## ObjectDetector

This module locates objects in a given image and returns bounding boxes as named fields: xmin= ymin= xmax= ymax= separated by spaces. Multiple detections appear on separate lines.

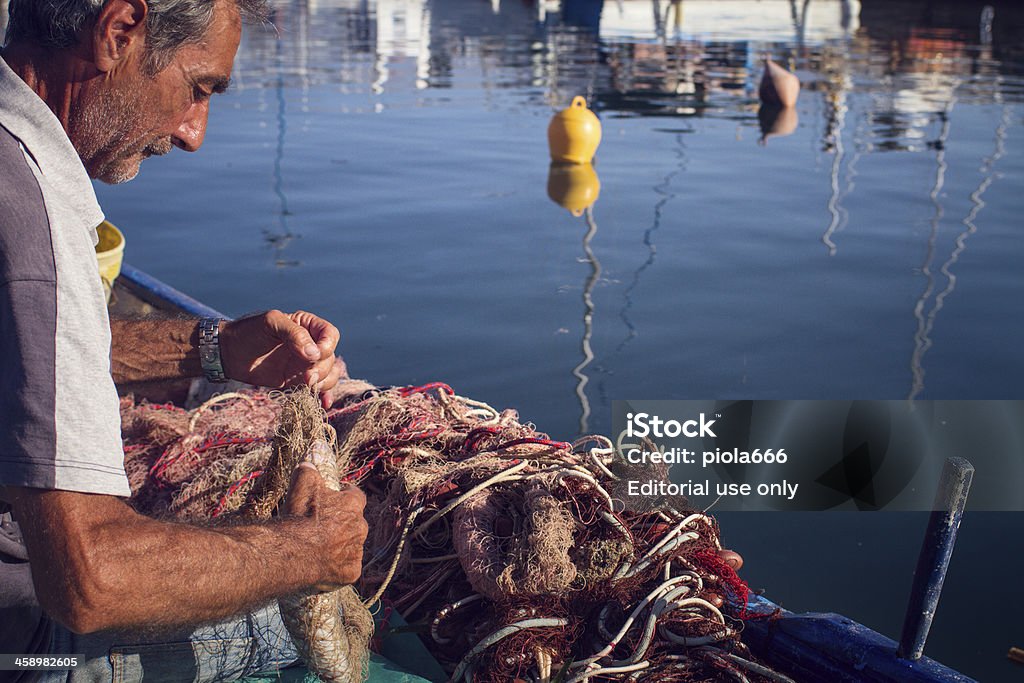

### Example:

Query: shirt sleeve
xmin=0 ymin=125 xmax=129 ymax=497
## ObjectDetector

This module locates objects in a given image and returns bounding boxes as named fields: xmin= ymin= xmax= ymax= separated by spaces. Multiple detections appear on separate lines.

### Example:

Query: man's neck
xmin=1 ymin=44 xmax=90 ymax=134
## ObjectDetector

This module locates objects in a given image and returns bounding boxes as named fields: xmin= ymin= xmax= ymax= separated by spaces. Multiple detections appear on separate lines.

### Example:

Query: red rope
xmin=328 ymin=383 xmax=454 ymax=420
xmin=693 ymin=548 xmax=750 ymax=619
xmin=148 ymin=432 xmax=270 ymax=486
xmin=343 ymin=414 xmax=450 ymax=482
xmin=370 ymin=600 xmax=395 ymax=652
xmin=137 ymin=401 xmax=187 ymax=413
xmin=463 ymin=426 xmax=503 ymax=453
xmin=397 ymin=382 xmax=455 ymax=397
xmin=212 ymin=469 xmax=265 ymax=518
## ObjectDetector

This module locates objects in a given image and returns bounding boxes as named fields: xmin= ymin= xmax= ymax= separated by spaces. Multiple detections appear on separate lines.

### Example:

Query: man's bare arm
xmin=110 ymin=312 xmax=347 ymax=407
xmin=110 ymin=317 xmax=199 ymax=384
xmin=3 ymin=465 xmax=367 ymax=633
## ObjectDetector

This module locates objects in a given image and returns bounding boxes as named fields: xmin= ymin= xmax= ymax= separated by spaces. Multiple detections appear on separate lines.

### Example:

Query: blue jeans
xmin=42 ymin=602 xmax=300 ymax=683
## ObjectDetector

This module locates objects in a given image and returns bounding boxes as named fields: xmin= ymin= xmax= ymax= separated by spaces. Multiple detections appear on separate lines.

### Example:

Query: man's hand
xmin=283 ymin=464 xmax=368 ymax=590
xmin=220 ymin=310 xmax=347 ymax=407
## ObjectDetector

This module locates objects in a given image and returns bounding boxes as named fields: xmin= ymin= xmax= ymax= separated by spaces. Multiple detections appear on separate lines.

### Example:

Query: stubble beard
xmin=71 ymin=82 xmax=172 ymax=184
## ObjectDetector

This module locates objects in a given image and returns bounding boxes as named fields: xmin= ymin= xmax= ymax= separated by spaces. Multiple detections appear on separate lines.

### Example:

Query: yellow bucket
xmin=95 ymin=221 xmax=125 ymax=301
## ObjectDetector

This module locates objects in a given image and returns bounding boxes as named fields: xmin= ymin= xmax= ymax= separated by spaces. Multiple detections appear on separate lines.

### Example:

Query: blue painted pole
xmin=897 ymin=457 xmax=974 ymax=661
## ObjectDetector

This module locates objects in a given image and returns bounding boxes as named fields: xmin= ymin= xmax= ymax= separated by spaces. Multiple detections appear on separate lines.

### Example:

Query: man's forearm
xmin=110 ymin=317 xmax=202 ymax=384
xmin=11 ymin=489 xmax=328 ymax=633
xmin=86 ymin=507 xmax=323 ymax=629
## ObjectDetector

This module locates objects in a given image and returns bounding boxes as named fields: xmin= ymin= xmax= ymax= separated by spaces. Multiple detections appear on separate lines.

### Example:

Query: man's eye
xmin=193 ymin=86 xmax=212 ymax=101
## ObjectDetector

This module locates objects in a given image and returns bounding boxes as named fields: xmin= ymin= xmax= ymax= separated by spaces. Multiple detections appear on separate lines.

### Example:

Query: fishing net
xmin=121 ymin=382 xmax=791 ymax=683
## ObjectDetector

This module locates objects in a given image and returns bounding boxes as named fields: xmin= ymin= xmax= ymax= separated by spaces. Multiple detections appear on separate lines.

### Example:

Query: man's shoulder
xmin=0 ymin=123 xmax=56 ymax=287
xmin=0 ymin=123 xmax=43 ymax=199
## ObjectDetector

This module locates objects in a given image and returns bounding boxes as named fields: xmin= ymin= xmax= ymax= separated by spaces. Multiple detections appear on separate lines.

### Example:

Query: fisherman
xmin=0 ymin=1 xmax=369 ymax=680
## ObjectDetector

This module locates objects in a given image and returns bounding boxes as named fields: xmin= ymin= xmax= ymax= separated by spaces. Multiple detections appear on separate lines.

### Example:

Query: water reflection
xmin=3 ymin=1 xmax=1016 ymax=121
xmin=547 ymin=162 xmax=601 ymax=216
xmin=820 ymin=70 xmax=849 ymax=255
xmin=908 ymin=93 xmax=955 ymax=401
xmin=909 ymin=104 xmax=1011 ymax=400
xmin=234 ymin=0 xmax=1023 ymax=134
xmin=547 ymin=161 xmax=601 ymax=431
xmin=615 ymin=132 xmax=688 ymax=353
xmin=265 ymin=11 xmax=299 ymax=268
xmin=758 ymin=103 xmax=799 ymax=144
xmin=199 ymin=0 xmax=1024 ymax=404
xmin=573 ymin=206 xmax=601 ymax=433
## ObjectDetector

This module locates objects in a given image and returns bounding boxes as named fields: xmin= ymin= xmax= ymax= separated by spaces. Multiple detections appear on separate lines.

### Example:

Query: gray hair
xmin=5 ymin=0 xmax=269 ymax=73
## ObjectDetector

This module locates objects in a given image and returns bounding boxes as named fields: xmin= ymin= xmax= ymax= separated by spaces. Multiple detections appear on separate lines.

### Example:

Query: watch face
xmin=201 ymin=348 xmax=218 ymax=364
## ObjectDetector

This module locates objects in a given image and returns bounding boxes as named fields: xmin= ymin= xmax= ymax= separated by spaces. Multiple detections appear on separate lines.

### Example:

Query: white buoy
xmin=759 ymin=57 xmax=800 ymax=108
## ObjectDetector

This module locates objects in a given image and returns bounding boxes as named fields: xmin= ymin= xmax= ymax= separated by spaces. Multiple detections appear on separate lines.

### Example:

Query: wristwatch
xmin=198 ymin=318 xmax=227 ymax=383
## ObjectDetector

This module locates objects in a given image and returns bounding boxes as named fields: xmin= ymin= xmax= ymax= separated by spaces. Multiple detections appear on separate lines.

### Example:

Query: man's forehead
xmin=175 ymin=46 xmax=234 ymax=89
xmin=175 ymin=3 xmax=241 ymax=87
xmin=188 ymin=1 xmax=242 ymax=64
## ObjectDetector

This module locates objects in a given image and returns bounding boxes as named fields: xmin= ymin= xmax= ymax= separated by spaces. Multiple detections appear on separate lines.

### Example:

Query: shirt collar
xmin=0 ymin=54 xmax=105 ymax=241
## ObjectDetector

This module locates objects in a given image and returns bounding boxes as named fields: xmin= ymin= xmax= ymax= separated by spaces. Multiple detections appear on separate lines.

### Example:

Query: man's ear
xmin=92 ymin=0 xmax=149 ymax=73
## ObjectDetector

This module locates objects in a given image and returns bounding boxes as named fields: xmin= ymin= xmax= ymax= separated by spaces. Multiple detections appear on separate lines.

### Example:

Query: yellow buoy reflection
xmin=547 ymin=162 xmax=601 ymax=216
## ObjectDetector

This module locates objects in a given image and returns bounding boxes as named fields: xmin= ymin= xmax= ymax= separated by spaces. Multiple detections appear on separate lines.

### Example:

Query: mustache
xmin=143 ymin=138 xmax=174 ymax=157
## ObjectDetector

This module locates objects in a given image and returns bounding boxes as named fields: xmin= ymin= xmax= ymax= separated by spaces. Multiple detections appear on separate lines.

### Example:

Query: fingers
xmin=283 ymin=463 xmax=323 ymax=517
xmin=317 ymin=357 xmax=346 ymax=408
xmin=287 ymin=466 xmax=368 ymax=589
xmin=223 ymin=310 xmax=345 ymax=393
xmin=321 ymin=485 xmax=368 ymax=586
xmin=336 ymin=482 xmax=368 ymax=509
xmin=282 ymin=311 xmax=341 ymax=389
xmin=289 ymin=311 xmax=340 ymax=360
xmin=305 ymin=353 xmax=337 ymax=390
xmin=265 ymin=310 xmax=321 ymax=363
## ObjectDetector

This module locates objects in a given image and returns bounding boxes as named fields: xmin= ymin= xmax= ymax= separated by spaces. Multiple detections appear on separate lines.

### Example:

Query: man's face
xmin=71 ymin=1 xmax=242 ymax=183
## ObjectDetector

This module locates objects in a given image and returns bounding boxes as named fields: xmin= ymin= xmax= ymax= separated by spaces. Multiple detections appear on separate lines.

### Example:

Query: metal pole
xmin=897 ymin=457 xmax=974 ymax=660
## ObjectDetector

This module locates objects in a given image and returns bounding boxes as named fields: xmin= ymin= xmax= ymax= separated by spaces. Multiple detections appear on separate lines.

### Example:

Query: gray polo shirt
xmin=0 ymin=55 xmax=129 ymax=496
xmin=1 ymin=53 xmax=131 ymax=663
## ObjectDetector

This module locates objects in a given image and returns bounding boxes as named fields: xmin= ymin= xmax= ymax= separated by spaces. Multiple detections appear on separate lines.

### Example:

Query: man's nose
xmin=172 ymin=101 xmax=209 ymax=152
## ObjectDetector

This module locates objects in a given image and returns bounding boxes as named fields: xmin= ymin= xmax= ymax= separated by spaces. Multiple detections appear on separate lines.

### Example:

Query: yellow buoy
xmin=95 ymin=220 xmax=125 ymax=301
xmin=547 ymin=96 xmax=602 ymax=165
xmin=547 ymin=162 xmax=600 ymax=216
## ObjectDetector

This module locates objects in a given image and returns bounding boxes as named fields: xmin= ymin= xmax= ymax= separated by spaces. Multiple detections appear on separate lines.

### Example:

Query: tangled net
xmin=121 ymin=383 xmax=792 ymax=683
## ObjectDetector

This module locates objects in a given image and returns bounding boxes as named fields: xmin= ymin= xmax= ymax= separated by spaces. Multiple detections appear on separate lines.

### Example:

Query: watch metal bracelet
xmin=198 ymin=318 xmax=228 ymax=383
